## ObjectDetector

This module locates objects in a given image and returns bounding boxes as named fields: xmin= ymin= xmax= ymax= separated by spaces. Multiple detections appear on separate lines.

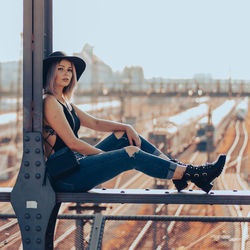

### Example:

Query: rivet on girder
xmin=24 ymin=213 xmax=30 ymax=219
xmin=35 ymin=161 xmax=41 ymax=166
xmin=35 ymin=148 xmax=40 ymax=154
xmin=35 ymin=136 xmax=40 ymax=142
xmin=24 ymin=173 xmax=30 ymax=179
xmin=24 ymin=136 xmax=30 ymax=142
xmin=25 ymin=225 xmax=30 ymax=231
xmin=24 ymin=161 xmax=30 ymax=166
xmin=25 ymin=238 xmax=31 ymax=244
xmin=36 ymin=214 xmax=42 ymax=219
xmin=36 ymin=238 xmax=42 ymax=244
xmin=36 ymin=225 xmax=41 ymax=232
xmin=35 ymin=173 xmax=41 ymax=179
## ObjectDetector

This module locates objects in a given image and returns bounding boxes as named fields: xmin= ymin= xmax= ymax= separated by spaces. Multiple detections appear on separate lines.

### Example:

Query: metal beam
xmin=22 ymin=0 xmax=33 ymax=132
xmin=57 ymin=189 xmax=250 ymax=205
xmin=11 ymin=1 xmax=56 ymax=249
xmin=33 ymin=0 xmax=52 ymax=132
xmin=88 ymin=213 xmax=105 ymax=250
xmin=33 ymin=0 xmax=45 ymax=132
xmin=4 ymin=188 xmax=250 ymax=205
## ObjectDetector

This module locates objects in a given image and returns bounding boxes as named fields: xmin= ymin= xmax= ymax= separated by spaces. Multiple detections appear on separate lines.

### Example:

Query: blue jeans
xmin=52 ymin=132 xmax=177 ymax=192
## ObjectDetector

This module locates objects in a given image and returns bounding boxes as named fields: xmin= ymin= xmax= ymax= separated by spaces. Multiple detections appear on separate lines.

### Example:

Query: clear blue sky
xmin=1 ymin=0 xmax=250 ymax=79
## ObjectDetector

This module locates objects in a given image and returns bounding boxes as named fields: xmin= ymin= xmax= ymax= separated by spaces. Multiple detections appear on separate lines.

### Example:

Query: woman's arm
xmin=44 ymin=96 xmax=103 ymax=155
xmin=72 ymin=104 xmax=141 ymax=147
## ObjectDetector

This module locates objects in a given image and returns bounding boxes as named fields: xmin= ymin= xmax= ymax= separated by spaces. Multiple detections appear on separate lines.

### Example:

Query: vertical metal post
xmin=11 ymin=1 xmax=60 ymax=249
xmin=153 ymin=179 xmax=157 ymax=250
xmin=164 ymin=181 xmax=168 ymax=250
xmin=88 ymin=213 xmax=105 ymax=250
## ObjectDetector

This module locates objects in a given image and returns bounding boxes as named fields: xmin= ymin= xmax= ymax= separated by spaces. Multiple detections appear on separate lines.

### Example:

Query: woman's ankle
xmin=158 ymin=153 xmax=186 ymax=180
xmin=172 ymin=165 xmax=186 ymax=179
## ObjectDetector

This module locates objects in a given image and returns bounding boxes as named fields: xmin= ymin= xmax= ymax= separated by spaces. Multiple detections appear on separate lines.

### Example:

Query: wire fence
xmin=0 ymin=214 xmax=249 ymax=250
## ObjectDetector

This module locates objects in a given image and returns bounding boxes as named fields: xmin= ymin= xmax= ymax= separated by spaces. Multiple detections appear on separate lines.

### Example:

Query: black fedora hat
xmin=43 ymin=51 xmax=86 ymax=87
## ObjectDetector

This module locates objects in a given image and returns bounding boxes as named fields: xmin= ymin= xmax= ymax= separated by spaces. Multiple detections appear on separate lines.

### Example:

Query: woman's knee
xmin=114 ymin=131 xmax=125 ymax=139
xmin=124 ymin=146 xmax=140 ymax=157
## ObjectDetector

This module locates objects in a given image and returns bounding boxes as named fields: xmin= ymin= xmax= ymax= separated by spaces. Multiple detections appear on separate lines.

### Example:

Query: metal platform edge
xmin=56 ymin=188 xmax=250 ymax=205
xmin=1 ymin=188 xmax=250 ymax=205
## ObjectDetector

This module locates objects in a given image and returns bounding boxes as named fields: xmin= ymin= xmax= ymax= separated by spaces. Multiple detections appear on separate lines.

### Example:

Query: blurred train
xmin=148 ymin=103 xmax=208 ymax=156
xmin=196 ymin=100 xmax=236 ymax=151
xmin=235 ymin=98 xmax=248 ymax=120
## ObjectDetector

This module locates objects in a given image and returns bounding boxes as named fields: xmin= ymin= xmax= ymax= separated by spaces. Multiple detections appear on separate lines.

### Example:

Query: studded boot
xmin=171 ymin=154 xmax=226 ymax=193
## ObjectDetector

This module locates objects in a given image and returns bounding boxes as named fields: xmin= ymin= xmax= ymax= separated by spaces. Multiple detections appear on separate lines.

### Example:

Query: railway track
xmin=124 ymin=119 xmax=249 ymax=250
xmin=167 ymin=119 xmax=249 ymax=250
xmin=219 ymin=120 xmax=249 ymax=250
xmin=167 ymin=119 xmax=248 ymax=250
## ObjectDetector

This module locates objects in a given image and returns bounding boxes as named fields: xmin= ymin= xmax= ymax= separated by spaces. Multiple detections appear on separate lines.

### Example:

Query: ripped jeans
xmin=52 ymin=132 xmax=177 ymax=192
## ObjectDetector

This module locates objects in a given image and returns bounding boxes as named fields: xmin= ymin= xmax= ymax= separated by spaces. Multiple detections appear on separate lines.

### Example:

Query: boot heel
xmin=194 ymin=181 xmax=213 ymax=193
xmin=173 ymin=179 xmax=188 ymax=192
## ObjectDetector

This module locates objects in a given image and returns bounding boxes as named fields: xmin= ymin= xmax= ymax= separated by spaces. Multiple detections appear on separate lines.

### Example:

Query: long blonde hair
xmin=43 ymin=59 xmax=77 ymax=100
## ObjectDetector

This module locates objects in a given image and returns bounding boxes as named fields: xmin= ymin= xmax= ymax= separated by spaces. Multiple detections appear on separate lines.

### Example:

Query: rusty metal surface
xmin=22 ymin=0 xmax=33 ymax=132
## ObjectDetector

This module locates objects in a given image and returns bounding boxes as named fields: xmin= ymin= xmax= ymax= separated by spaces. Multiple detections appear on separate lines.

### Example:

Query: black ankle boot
xmin=172 ymin=154 xmax=226 ymax=193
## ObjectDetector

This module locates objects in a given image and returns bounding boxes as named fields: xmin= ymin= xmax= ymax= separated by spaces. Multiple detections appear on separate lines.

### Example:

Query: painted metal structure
xmin=10 ymin=1 xmax=58 ymax=249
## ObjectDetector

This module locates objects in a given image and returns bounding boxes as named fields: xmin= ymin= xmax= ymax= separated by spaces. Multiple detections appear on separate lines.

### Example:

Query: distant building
xmin=74 ymin=44 xmax=145 ymax=93
xmin=1 ymin=44 xmax=249 ymax=95
xmin=73 ymin=44 xmax=113 ymax=92
xmin=122 ymin=66 xmax=144 ymax=91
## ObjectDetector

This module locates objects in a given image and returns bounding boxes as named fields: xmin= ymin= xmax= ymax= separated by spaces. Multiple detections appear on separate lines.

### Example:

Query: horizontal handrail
xmin=0 ymin=214 xmax=250 ymax=222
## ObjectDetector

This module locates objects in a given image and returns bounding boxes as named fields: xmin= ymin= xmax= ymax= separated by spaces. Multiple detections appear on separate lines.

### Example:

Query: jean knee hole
xmin=125 ymin=147 xmax=140 ymax=158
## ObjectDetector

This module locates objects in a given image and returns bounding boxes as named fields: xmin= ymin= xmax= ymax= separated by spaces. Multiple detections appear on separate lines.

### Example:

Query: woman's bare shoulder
xmin=43 ymin=94 xmax=61 ymax=112
xmin=43 ymin=94 xmax=57 ymax=105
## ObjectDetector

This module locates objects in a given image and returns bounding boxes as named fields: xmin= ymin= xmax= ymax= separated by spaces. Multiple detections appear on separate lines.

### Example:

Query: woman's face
xmin=55 ymin=59 xmax=73 ymax=88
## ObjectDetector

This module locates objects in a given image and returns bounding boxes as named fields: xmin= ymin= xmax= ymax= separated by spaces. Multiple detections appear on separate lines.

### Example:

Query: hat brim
xmin=43 ymin=55 xmax=86 ymax=87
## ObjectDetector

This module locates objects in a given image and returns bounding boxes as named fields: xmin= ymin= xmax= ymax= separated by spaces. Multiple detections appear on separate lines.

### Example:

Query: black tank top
xmin=44 ymin=100 xmax=81 ymax=154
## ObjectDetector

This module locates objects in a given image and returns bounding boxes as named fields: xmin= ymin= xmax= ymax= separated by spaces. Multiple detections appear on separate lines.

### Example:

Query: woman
xmin=43 ymin=51 xmax=226 ymax=193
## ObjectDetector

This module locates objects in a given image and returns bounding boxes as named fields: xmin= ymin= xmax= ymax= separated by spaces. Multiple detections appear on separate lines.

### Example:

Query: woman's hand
xmin=125 ymin=125 xmax=141 ymax=148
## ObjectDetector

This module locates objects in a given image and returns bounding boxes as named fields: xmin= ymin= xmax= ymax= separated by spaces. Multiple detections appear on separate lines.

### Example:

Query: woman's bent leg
xmin=52 ymin=147 xmax=178 ymax=192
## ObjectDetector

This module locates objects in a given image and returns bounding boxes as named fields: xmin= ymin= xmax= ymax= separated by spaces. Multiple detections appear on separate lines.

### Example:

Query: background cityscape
xmin=1 ymin=42 xmax=249 ymax=95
